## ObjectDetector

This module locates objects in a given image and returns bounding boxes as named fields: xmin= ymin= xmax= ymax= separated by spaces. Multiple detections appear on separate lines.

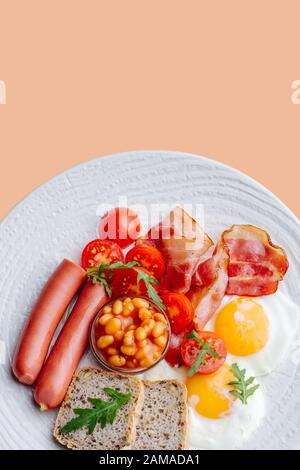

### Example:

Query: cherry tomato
xmin=161 ymin=292 xmax=194 ymax=334
xmin=111 ymin=267 xmax=158 ymax=297
xmin=98 ymin=207 xmax=141 ymax=248
xmin=165 ymin=328 xmax=191 ymax=368
xmin=125 ymin=245 xmax=165 ymax=279
xmin=81 ymin=239 xmax=124 ymax=270
xmin=181 ymin=331 xmax=227 ymax=375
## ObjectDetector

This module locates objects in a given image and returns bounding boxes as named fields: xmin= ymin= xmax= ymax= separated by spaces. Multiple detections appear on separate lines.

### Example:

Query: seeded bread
xmin=53 ymin=367 xmax=144 ymax=450
xmin=133 ymin=380 xmax=188 ymax=450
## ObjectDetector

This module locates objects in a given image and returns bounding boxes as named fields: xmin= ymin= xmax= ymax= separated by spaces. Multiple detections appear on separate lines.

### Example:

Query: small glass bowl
xmin=90 ymin=296 xmax=170 ymax=375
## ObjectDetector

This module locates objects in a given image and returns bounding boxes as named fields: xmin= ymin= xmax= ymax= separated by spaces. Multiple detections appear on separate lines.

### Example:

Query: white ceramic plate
xmin=0 ymin=151 xmax=300 ymax=450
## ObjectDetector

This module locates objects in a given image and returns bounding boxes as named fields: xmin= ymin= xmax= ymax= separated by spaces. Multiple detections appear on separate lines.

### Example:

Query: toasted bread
xmin=133 ymin=379 xmax=188 ymax=449
xmin=53 ymin=366 xmax=144 ymax=450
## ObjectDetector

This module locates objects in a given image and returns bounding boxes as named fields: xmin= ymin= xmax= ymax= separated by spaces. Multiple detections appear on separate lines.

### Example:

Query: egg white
xmin=187 ymin=384 xmax=265 ymax=450
xmin=206 ymin=290 xmax=300 ymax=376
xmin=142 ymin=290 xmax=298 ymax=448
xmin=143 ymin=359 xmax=187 ymax=382
xmin=144 ymin=360 xmax=265 ymax=449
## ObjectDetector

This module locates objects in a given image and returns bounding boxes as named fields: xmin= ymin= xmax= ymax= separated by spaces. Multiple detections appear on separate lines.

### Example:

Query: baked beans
xmin=94 ymin=297 xmax=169 ymax=371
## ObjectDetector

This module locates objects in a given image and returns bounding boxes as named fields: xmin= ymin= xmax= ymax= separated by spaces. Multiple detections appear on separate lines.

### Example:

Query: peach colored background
xmin=1 ymin=1 xmax=300 ymax=219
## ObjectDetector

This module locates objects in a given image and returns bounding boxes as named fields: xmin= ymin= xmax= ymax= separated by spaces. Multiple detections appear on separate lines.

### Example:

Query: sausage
xmin=12 ymin=259 xmax=86 ymax=385
xmin=34 ymin=280 xmax=108 ymax=410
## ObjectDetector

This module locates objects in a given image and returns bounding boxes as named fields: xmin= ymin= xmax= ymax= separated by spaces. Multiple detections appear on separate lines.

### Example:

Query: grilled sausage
xmin=34 ymin=280 xmax=108 ymax=409
xmin=12 ymin=259 xmax=86 ymax=384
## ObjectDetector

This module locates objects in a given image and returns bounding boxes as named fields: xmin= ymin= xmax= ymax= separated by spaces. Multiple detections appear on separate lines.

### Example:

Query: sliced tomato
xmin=181 ymin=331 xmax=227 ymax=375
xmin=125 ymin=245 xmax=165 ymax=279
xmin=165 ymin=327 xmax=191 ymax=368
xmin=98 ymin=207 xmax=141 ymax=248
xmin=81 ymin=239 xmax=124 ymax=270
xmin=161 ymin=292 xmax=193 ymax=334
xmin=111 ymin=266 xmax=158 ymax=297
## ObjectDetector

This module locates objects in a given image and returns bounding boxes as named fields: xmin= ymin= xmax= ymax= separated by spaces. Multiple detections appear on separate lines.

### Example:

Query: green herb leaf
xmin=186 ymin=330 xmax=220 ymax=377
xmin=86 ymin=261 xmax=141 ymax=296
xmin=88 ymin=414 xmax=98 ymax=434
xmin=147 ymin=283 xmax=165 ymax=310
xmin=228 ymin=389 xmax=243 ymax=400
xmin=187 ymin=342 xmax=210 ymax=377
xmin=61 ymin=388 xmax=132 ymax=434
xmin=245 ymin=376 xmax=255 ymax=386
xmin=134 ymin=267 xmax=165 ymax=309
xmin=246 ymin=385 xmax=260 ymax=399
xmin=98 ymin=277 xmax=112 ymax=297
xmin=86 ymin=260 xmax=165 ymax=310
xmin=228 ymin=363 xmax=260 ymax=405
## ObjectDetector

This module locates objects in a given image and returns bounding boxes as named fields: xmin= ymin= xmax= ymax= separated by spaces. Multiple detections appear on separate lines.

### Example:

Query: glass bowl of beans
xmin=90 ymin=296 xmax=171 ymax=374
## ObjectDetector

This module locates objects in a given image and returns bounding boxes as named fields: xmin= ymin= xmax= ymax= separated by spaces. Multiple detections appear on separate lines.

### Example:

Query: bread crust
xmin=53 ymin=368 xmax=188 ymax=450
xmin=53 ymin=366 xmax=144 ymax=450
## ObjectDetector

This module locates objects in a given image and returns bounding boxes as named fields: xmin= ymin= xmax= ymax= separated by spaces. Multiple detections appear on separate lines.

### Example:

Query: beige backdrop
xmin=1 ymin=1 xmax=300 ymax=219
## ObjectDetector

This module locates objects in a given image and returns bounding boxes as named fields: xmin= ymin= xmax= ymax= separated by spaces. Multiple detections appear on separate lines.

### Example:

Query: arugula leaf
xmin=228 ymin=363 xmax=260 ymax=405
xmin=110 ymin=261 xmax=139 ymax=270
xmin=86 ymin=260 xmax=166 ymax=310
xmin=86 ymin=261 xmax=141 ymax=296
xmin=88 ymin=414 xmax=98 ymax=434
xmin=61 ymin=387 xmax=132 ymax=434
xmin=187 ymin=342 xmax=210 ymax=377
xmin=186 ymin=331 xmax=220 ymax=359
xmin=134 ymin=268 xmax=165 ymax=310
xmin=186 ymin=330 xmax=220 ymax=377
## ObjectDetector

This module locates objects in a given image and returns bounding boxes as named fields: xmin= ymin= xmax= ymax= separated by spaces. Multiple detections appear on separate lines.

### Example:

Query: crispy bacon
xmin=223 ymin=225 xmax=288 ymax=296
xmin=188 ymin=243 xmax=229 ymax=330
xmin=137 ymin=207 xmax=213 ymax=294
xmin=189 ymin=224 xmax=288 ymax=330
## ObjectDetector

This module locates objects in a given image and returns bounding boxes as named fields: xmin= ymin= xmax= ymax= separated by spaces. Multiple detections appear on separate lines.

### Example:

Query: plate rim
xmin=1 ymin=150 xmax=299 ymax=231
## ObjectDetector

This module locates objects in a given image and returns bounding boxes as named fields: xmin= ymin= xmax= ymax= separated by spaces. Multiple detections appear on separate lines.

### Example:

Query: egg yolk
xmin=186 ymin=364 xmax=236 ymax=419
xmin=215 ymin=297 xmax=269 ymax=356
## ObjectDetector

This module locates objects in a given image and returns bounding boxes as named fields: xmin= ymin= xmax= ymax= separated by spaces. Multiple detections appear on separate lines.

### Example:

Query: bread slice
xmin=133 ymin=380 xmax=188 ymax=450
xmin=53 ymin=367 xmax=144 ymax=450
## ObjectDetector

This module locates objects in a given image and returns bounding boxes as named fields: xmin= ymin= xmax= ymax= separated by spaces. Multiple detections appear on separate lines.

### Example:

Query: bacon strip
xmin=189 ymin=224 xmax=288 ymax=330
xmin=137 ymin=207 xmax=213 ymax=294
xmin=223 ymin=224 xmax=288 ymax=296
xmin=187 ymin=243 xmax=229 ymax=330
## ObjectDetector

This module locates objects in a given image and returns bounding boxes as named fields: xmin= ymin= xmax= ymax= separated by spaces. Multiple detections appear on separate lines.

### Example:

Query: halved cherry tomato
xmin=125 ymin=245 xmax=165 ymax=279
xmin=111 ymin=267 xmax=158 ymax=297
xmin=161 ymin=292 xmax=193 ymax=334
xmin=165 ymin=327 xmax=191 ymax=368
xmin=81 ymin=239 xmax=124 ymax=270
xmin=98 ymin=207 xmax=141 ymax=248
xmin=181 ymin=331 xmax=227 ymax=375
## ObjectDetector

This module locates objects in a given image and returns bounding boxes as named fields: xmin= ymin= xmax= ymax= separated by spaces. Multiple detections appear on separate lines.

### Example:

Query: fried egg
xmin=144 ymin=360 xmax=265 ymax=449
xmin=143 ymin=290 xmax=298 ymax=448
xmin=206 ymin=291 xmax=299 ymax=376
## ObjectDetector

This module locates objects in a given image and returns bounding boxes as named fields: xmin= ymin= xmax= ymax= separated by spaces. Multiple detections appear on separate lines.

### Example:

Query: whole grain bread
xmin=133 ymin=379 xmax=188 ymax=450
xmin=53 ymin=366 xmax=144 ymax=450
